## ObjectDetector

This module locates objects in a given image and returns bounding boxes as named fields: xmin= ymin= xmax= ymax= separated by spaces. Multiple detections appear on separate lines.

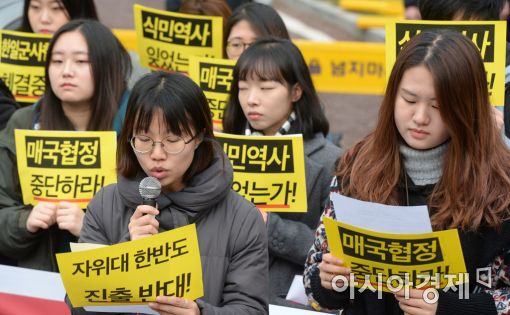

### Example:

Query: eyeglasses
xmin=226 ymin=38 xmax=253 ymax=55
xmin=130 ymin=134 xmax=199 ymax=155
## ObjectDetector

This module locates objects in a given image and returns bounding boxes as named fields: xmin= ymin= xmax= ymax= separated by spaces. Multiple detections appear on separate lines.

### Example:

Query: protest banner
xmin=0 ymin=30 xmax=50 ymax=104
xmin=57 ymin=224 xmax=203 ymax=307
xmin=216 ymin=133 xmax=308 ymax=212
xmin=134 ymin=4 xmax=223 ymax=73
xmin=15 ymin=130 xmax=117 ymax=209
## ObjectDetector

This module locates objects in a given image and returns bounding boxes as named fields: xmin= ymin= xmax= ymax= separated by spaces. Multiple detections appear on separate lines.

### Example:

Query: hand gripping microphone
xmin=138 ymin=176 xmax=161 ymax=207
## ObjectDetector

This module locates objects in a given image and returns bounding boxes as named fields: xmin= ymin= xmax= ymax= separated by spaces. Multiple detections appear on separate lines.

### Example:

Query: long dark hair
xmin=337 ymin=30 xmax=510 ymax=231
xmin=20 ymin=0 xmax=98 ymax=32
xmin=40 ymin=19 xmax=131 ymax=131
xmin=118 ymin=72 xmax=215 ymax=184
xmin=223 ymin=37 xmax=329 ymax=140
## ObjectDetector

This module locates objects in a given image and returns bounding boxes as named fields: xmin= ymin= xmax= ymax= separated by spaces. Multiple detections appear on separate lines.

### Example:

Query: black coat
xmin=308 ymin=174 xmax=510 ymax=315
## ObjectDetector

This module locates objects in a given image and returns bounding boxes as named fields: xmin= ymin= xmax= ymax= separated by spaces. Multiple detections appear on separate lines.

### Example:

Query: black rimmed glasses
xmin=130 ymin=133 xmax=199 ymax=155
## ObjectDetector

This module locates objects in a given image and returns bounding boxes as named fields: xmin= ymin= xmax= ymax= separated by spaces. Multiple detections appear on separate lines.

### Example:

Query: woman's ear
xmin=291 ymin=84 xmax=303 ymax=102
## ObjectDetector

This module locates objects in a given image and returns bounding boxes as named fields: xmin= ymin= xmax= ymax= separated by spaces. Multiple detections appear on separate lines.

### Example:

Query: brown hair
xmin=179 ymin=0 xmax=232 ymax=39
xmin=337 ymin=30 xmax=510 ymax=231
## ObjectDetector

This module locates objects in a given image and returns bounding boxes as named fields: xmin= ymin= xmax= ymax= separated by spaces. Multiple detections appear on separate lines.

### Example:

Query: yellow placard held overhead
xmin=0 ymin=30 xmax=50 ymax=104
xmin=133 ymin=4 xmax=224 ymax=73
xmin=216 ymin=133 xmax=308 ymax=212
xmin=57 ymin=224 xmax=203 ymax=307
xmin=294 ymin=40 xmax=386 ymax=95
xmin=386 ymin=20 xmax=507 ymax=106
xmin=324 ymin=217 xmax=467 ymax=293
xmin=188 ymin=56 xmax=235 ymax=131
xmin=15 ymin=130 xmax=117 ymax=209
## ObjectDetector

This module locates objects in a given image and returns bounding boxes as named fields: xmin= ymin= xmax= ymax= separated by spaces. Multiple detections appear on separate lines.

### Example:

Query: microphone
xmin=139 ymin=176 xmax=161 ymax=207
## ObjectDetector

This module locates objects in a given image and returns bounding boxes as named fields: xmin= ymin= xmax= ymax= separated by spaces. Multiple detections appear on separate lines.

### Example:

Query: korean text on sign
xmin=324 ymin=217 xmax=467 ymax=293
xmin=57 ymin=224 xmax=203 ymax=307
xmin=15 ymin=130 xmax=117 ymax=209
xmin=189 ymin=56 xmax=235 ymax=131
xmin=0 ymin=29 xmax=50 ymax=104
xmin=295 ymin=40 xmax=386 ymax=95
xmin=216 ymin=133 xmax=308 ymax=212
xmin=134 ymin=4 xmax=223 ymax=73
xmin=385 ymin=20 xmax=506 ymax=106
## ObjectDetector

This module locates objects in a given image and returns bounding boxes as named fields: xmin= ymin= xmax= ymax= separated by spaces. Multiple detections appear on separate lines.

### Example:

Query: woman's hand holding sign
xmin=56 ymin=201 xmax=85 ymax=237
xmin=26 ymin=202 xmax=57 ymax=233
xmin=318 ymin=253 xmax=351 ymax=290
xmin=149 ymin=296 xmax=200 ymax=315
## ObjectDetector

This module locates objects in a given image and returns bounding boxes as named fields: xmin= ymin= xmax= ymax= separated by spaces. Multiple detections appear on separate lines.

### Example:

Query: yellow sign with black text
xmin=15 ymin=130 xmax=117 ymax=209
xmin=216 ymin=133 xmax=308 ymax=212
xmin=189 ymin=56 xmax=235 ymax=130
xmin=0 ymin=30 xmax=50 ymax=104
xmin=134 ymin=4 xmax=223 ymax=73
xmin=57 ymin=224 xmax=203 ymax=307
xmin=386 ymin=20 xmax=506 ymax=106
xmin=324 ymin=217 xmax=467 ymax=292
xmin=295 ymin=40 xmax=386 ymax=95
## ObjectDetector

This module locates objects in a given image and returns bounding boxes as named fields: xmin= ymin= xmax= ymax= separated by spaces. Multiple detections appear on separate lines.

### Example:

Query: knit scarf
xmin=399 ymin=141 xmax=448 ymax=186
xmin=244 ymin=111 xmax=296 ymax=136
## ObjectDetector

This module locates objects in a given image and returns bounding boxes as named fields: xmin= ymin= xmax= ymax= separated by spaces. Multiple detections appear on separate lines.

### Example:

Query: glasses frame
xmin=130 ymin=133 xmax=200 ymax=155
xmin=226 ymin=39 xmax=253 ymax=55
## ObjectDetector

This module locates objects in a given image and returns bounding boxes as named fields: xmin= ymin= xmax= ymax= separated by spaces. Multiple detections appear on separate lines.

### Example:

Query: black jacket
xmin=306 ymin=174 xmax=510 ymax=315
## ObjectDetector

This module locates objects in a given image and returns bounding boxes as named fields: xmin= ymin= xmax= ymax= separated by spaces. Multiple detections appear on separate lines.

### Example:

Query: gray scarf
xmin=399 ymin=142 xmax=448 ymax=185
xmin=117 ymin=144 xmax=233 ymax=229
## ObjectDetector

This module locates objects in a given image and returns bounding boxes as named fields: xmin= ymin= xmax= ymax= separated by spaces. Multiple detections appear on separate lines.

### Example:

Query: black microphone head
xmin=139 ymin=176 xmax=161 ymax=200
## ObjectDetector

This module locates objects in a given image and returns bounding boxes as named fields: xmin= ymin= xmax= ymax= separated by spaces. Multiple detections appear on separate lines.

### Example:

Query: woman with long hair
xmin=304 ymin=30 xmax=510 ymax=315
xmin=0 ymin=19 xmax=131 ymax=271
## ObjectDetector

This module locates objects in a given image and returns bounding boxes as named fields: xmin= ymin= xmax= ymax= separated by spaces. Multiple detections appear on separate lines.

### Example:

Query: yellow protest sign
xmin=324 ymin=217 xmax=467 ymax=292
xmin=15 ymin=130 xmax=117 ymax=209
xmin=294 ymin=39 xmax=386 ymax=95
xmin=134 ymin=4 xmax=223 ymax=73
xmin=189 ymin=56 xmax=235 ymax=131
xmin=216 ymin=133 xmax=307 ymax=212
xmin=0 ymin=30 xmax=50 ymax=104
xmin=386 ymin=20 xmax=507 ymax=106
xmin=57 ymin=224 xmax=203 ymax=307
xmin=113 ymin=29 xmax=138 ymax=52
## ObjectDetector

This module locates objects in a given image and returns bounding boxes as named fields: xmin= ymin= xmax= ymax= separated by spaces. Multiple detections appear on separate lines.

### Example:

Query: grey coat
xmin=76 ymin=150 xmax=269 ymax=314
xmin=267 ymin=133 xmax=341 ymax=304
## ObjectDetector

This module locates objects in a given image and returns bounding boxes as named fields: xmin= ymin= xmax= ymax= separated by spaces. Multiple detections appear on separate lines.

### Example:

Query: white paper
xmin=331 ymin=192 xmax=432 ymax=233
xmin=285 ymin=275 xmax=308 ymax=306
xmin=84 ymin=305 xmax=158 ymax=314
xmin=0 ymin=265 xmax=66 ymax=301
xmin=85 ymin=303 xmax=326 ymax=314
xmin=70 ymin=242 xmax=106 ymax=252
xmin=269 ymin=304 xmax=327 ymax=314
